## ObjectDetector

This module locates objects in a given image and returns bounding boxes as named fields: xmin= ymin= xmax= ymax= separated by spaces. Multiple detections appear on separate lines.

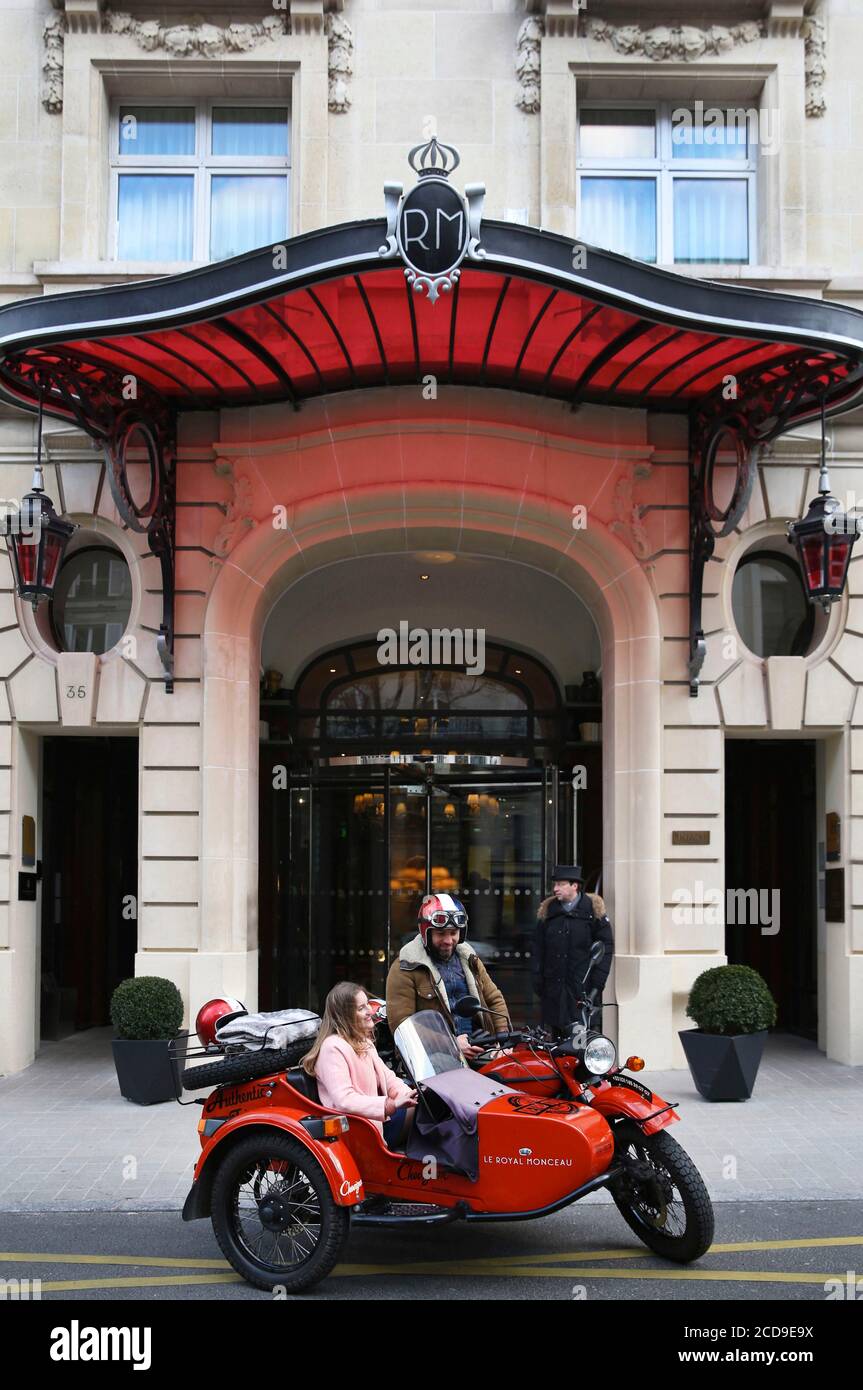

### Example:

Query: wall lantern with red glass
xmin=0 ymin=401 xmax=77 ymax=609
xmin=787 ymin=400 xmax=859 ymax=610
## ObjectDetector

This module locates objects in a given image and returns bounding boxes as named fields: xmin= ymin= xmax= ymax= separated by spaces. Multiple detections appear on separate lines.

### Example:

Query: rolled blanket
xmin=216 ymin=1008 xmax=320 ymax=1052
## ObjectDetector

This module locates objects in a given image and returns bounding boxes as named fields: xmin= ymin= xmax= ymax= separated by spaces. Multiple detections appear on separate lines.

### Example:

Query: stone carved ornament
xmin=516 ymin=16 xmax=544 ymax=114
xmin=802 ymin=15 xmax=827 ymax=118
xmin=326 ymin=13 xmax=353 ymax=114
xmin=42 ymin=16 xmax=65 ymax=114
xmin=609 ymin=461 xmax=653 ymax=562
xmin=212 ymin=460 xmax=257 ymax=561
xmin=577 ymin=18 xmax=766 ymax=61
xmin=515 ymin=17 xmax=767 ymax=117
xmin=42 ymin=11 xmax=292 ymax=113
xmin=103 ymin=10 xmax=289 ymax=54
xmin=517 ymin=13 xmax=826 ymax=123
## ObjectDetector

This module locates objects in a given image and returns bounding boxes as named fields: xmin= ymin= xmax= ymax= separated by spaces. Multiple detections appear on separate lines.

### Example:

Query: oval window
xmin=731 ymin=551 xmax=814 ymax=658
xmin=51 ymin=546 xmax=133 ymax=655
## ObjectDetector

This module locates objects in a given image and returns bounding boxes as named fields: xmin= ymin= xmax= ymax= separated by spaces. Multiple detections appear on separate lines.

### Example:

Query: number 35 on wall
xmin=57 ymin=653 xmax=98 ymax=728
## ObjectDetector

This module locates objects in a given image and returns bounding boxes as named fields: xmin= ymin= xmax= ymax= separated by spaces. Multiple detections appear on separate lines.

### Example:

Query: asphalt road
xmin=2 ymin=1200 xmax=862 ymax=1302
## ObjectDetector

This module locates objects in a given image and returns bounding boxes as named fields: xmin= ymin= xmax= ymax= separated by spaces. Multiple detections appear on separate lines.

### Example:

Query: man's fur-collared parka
xmin=385 ymin=934 xmax=510 ymax=1037
xmin=533 ymin=892 xmax=613 ymax=1030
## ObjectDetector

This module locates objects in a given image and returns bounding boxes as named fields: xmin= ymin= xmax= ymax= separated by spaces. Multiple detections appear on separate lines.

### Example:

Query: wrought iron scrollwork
xmin=687 ymin=351 xmax=863 ymax=695
xmin=104 ymin=411 xmax=176 ymax=692
xmin=688 ymin=417 xmax=757 ymax=696
xmin=0 ymin=348 xmax=178 ymax=690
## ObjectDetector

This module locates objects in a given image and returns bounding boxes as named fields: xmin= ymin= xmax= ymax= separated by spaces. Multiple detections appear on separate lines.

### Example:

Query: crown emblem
xmin=407 ymin=136 xmax=461 ymax=180
xmin=379 ymin=135 xmax=484 ymax=303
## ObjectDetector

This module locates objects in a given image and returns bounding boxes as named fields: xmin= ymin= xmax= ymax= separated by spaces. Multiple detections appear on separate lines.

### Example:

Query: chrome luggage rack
xmin=168 ymin=1013 xmax=321 ymax=1105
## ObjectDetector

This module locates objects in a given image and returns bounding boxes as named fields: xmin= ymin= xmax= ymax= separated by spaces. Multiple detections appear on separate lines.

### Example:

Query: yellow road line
xmin=24 ymin=1266 xmax=849 ymax=1293
xmin=0 ymin=1252 xmax=229 ymax=1269
xmin=8 ymin=1262 xmax=853 ymax=1293
xmin=4 ymin=1233 xmax=862 ymax=1293
xmin=709 ymin=1236 xmax=863 ymax=1253
xmin=35 ymin=1274 xmax=244 ymax=1292
xmin=444 ymin=1234 xmax=863 ymax=1269
xmin=3 ymin=1232 xmax=861 ymax=1277
xmin=333 ymin=1264 xmax=847 ymax=1285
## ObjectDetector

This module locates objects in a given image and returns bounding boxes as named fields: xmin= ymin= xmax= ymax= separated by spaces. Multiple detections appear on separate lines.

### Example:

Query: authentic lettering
xmin=204 ymin=1083 xmax=271 ymax=1114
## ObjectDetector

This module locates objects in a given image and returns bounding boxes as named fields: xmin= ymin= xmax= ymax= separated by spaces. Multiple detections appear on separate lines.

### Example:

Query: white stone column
xmin=0 ymin=728 xmax=40 ymax=1075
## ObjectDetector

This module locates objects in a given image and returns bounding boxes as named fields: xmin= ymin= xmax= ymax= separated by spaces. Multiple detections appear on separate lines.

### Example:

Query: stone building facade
xmin=1 ymin=0 xmax=862 ymax=1075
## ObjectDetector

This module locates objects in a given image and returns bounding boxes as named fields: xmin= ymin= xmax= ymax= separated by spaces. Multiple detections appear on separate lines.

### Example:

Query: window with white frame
xmin=110 ymin=101 xmax=291 ymax=262
xmin=576 ymin=103 xmax=757 ymax=266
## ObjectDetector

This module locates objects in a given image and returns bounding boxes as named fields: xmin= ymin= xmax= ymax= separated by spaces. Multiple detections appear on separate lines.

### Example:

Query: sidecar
xmin=181 ymin=1011 xmax=626 ymax=1293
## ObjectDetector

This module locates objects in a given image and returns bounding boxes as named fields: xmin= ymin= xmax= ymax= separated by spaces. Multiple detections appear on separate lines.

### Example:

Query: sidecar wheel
xmin=211 ymin=1133 xmax=349 ymax=1293
xmin=611 ymin=1129 xmax=714 ymax=1264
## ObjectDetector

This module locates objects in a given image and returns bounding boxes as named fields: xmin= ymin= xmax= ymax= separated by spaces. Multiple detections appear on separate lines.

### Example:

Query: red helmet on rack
xmin=195 ymin=997 xmax=247 ymax=1048
xmin=417 ymin=893 xmax=468 ymax=947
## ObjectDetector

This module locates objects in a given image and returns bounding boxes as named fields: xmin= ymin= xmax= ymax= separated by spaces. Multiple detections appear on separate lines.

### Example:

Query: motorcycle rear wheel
xmin=211 ymin=1133 xmax=350 ymax=1293
xmin=611 ymin=1128 xmax=714 ymax=1263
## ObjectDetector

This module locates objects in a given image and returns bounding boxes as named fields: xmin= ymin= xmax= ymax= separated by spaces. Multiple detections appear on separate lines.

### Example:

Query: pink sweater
xmin=314 ymin=1035 xmax=414 ymax=1133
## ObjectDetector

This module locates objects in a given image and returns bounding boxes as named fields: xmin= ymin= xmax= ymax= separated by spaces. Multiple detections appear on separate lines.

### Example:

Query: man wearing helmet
xmin=386 ymin=894 xmax=510 ymax=1058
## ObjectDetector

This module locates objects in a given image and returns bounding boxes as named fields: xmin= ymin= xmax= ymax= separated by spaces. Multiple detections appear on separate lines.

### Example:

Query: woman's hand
xmin=385 ymin=1090 xmax=417 ymax=1117
xmin=456 ymin=1033 xmax=484 ymax=1060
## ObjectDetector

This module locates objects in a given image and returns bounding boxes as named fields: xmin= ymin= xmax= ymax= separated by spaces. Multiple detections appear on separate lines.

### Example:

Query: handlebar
xmin=469 ymin=1028 xmax=535 ymax=1051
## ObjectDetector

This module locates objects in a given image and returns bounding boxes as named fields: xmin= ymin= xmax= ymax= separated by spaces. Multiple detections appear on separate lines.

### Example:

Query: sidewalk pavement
xmin=0 ymin=1029 xmax=860 ymax=1212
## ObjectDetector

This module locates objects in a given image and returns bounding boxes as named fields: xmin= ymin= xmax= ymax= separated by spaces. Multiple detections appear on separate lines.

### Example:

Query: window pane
xmin=118 ymin=106 xmax=195 ymax=156
xmin=673 ymin=179 xmax=748 ymax=263
xmin=328 ymin=671 xmax=528 ymax=714
xmin=579 ymin=109 xmax=655 ymax=159
xmin=210 ymin=175 xmax=288 ymax=259
xmin=52 ymin=549 xmax=133 ymax=656
xmin=212 ymin=107 xmax=288 ymax=156
xmin=118 ymin=175 xmax=194 ymax=260
xmin=580 ymin=177 xmax=657 ymax=262
xmin=732 ymin=555 xmax=812 ymax=658
xmin=671 ymin=107 xmax=749 ymax=160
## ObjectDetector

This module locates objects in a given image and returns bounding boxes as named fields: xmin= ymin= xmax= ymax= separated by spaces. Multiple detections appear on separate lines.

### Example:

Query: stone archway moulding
xmin=199 ymin=481 xmax=663 ymax=996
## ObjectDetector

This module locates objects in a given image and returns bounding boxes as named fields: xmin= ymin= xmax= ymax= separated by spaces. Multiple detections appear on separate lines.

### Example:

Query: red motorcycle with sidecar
xmin=178 ymin=976 xmax=714 ymax=1294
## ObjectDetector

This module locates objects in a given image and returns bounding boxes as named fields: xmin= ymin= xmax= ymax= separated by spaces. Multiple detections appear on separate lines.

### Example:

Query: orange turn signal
xmin=322 ymin=1115 xmax=350 ymax=1137
xmin=625 ymin=1056 xmax=645 ymax=1072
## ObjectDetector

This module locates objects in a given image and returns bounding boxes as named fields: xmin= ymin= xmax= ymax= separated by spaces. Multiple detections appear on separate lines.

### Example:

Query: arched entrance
xmin=200 ymin=473 xmax=664 ymax=1053
xmin=257 ymin=611 xmax=602 ymax=1019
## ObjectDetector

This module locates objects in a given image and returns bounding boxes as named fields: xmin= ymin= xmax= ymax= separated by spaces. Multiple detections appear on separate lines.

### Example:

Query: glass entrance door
xmin=267 ymin=764 xmax=572 ymax=1019
xmin=423 ymin=776 xmax=545 ymax=1019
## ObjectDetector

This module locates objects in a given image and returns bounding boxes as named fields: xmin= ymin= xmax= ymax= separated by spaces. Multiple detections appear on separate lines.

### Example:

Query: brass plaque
xmin=826 ymin=812 xmax=841 ymax=862
xmin=825 ymin=868 xmax=845 ymax=923
xmin=21 ymin=814 xmax=35 ymax=868
xmin=671 ymin=829 xmax=710 ymax=846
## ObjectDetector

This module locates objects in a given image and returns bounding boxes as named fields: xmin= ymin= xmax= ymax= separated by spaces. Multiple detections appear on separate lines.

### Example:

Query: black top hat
xmin=551 ymin=864 xmax=583 ymax=883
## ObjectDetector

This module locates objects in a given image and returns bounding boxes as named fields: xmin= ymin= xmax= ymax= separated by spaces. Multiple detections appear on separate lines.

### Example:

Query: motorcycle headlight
xmin=583 ymin=1035 xmax=616 ymax=1075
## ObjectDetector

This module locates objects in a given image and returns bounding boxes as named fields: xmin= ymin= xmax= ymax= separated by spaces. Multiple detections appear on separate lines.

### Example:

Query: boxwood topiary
xmin=686 ymin=964 xmax=777 ymax=1036
xmin=111 ymin=976 xmax=184 ymax=1041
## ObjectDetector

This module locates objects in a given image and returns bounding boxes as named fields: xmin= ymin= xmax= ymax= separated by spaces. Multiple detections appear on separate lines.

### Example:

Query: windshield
xmin=394 ymin=1012 xmax=467 ymax=1083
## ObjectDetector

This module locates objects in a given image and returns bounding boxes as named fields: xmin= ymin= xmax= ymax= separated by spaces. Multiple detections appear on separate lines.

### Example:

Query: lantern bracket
xmin=688 ymin=355 xmax=863 ymax=694
xmin=0 ymin=358 xmax=177 ymax=692
xmin=103 ymin=410 xmax=176 ymax=693
xmin=688 ymin=414 xmax=758 ymax=697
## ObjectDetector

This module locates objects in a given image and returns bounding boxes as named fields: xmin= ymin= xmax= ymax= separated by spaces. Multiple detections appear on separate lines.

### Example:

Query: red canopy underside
xmin=6 ymin=267 xmax=845 ymax=417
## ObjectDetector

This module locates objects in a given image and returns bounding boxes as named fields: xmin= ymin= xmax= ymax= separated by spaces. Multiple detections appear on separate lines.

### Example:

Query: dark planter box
xmin=112 ymin=1032 xmax=189 ymax=1106
xmin=679 ymin=1028 xmax=768 ymax=1102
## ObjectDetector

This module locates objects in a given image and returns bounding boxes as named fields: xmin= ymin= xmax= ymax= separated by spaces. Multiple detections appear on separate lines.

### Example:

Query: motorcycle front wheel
xmin=211 ymin=1133 xmax=350 ymax=1293
xmin=611 ymin=1128 xmax=714 ymax=1263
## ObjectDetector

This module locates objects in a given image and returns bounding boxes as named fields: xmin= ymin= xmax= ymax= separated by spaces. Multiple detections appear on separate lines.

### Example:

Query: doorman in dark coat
xmin=533 ymin=864 xmax=614 ymax=1035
